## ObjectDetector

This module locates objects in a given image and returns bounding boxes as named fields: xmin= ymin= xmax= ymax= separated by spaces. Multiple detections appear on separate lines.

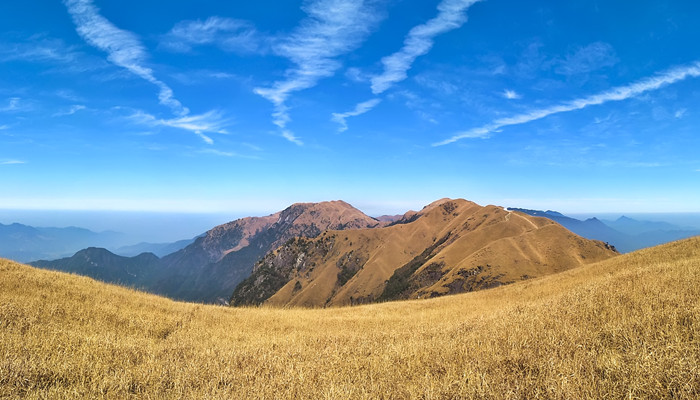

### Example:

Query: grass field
xmin=1 ymin=237 xmax=699 ymax=399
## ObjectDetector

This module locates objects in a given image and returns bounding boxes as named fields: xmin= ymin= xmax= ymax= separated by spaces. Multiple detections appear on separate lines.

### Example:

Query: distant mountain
xmin=509 ymin=208 xmax=700 ymax=253
xmin=374 ymin=214 xmax=403 ymax=224
xmin=33 ymin=201 xmax=381 ymax=304
xmin=113 ymin=238 xmax=198 ymax=258
xmin=603 ymin=216 xmax=687 ymax=235
xmin=231 ymin=199 xmax=618 ymax=307
xmin=0 ymin=222 xmax=126 ymax=263
xmin=32 ymin=247 xmax=161 ymax=288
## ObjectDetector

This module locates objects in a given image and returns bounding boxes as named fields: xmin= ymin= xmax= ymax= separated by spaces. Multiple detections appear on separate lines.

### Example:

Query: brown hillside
xmin=232 ymin=198 xmax=618 ymax=307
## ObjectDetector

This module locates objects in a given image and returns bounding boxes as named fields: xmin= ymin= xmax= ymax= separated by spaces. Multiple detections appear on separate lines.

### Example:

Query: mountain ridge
xmin=232 ymin=199 xmax=618 ymax=307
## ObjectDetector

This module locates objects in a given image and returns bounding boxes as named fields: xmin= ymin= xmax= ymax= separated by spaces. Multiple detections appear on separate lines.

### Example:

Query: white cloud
xmin=63 ymin=0 xmax=188 ymax=116
xmin=53 ymin=104 xmax=86 ymax=117
xmin=554 ymin=42 xmax=618 ymax=76
xmin=253 ymin=0 xmax=382 ymax=143
xmin=199 ymin=148 xmax=260 ymax=160
xmin=675 ymin=108 xmax=687 ymax=119
xmin=0 ymin=98 xmax=22 ymax=112
xmin=161 ymin=17 xmax=265 ymax=54
xmin=281 ymin=130 xmax=303 ymax=146
xmin=331 ymin=98 xmax=381 ymax=132
xmin=0 ymin=160 xmax=26 ymax=165
xmin=0 ymin=125 xmax=8 ymax=130
xmin=370 ymin=0 xmax=481 ymax=94
xmin=128 ymin=109 xmax=227 ymax=144
xmin=435 ymin=61 xmax=700 ymax=146
xmin=502 ymin=89 xmax=521 ymax=100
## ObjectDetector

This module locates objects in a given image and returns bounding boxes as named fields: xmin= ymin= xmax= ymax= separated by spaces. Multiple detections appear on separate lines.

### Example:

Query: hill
xmin=232 ymin=199 xmax=618 ymax=307
xmin=32 ymin=201 xmax=380 ymax=303
xmin=2 ymin=236 xmax=698 ymax=398
xmin=31 ymin=247 xmax=161 ymax=289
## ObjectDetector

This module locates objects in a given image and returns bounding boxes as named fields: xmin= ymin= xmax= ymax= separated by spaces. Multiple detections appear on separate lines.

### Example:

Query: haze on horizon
xmin=1 ymin=0 xmax=699 ymax=215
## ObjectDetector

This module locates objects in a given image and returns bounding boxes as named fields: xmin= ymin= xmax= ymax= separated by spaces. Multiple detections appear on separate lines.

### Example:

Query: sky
xmin=1 ymin=0 xmax=700 ymax=219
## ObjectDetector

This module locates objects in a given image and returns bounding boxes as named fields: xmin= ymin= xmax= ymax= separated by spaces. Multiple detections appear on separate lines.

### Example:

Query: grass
xmin=1 ymin=237 xmax=699 ymax=399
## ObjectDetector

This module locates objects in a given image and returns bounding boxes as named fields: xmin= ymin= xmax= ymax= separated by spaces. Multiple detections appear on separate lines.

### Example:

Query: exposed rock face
xmin=231 ymin=199 xmax=619 ymax=308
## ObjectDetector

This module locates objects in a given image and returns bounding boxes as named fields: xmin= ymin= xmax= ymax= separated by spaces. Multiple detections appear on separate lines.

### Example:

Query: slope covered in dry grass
xmin=1 ymin=237 xmax=699 ymax=399
xmin=233 ymin=199 xmax=618 ymax=307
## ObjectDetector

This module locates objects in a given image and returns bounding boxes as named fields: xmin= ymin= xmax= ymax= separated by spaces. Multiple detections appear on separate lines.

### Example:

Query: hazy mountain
xmin=231 ymin=199 xmax=618 ymax=307
xmin=112 ymin=238 xmax=198 ymax=258
xmin=0 ymin=222 xmax=126 ymax=263
xmin=602 ymin=215 xmax=691 ymax=235
xmin=510 ymin=208 xmax=700 ymax=253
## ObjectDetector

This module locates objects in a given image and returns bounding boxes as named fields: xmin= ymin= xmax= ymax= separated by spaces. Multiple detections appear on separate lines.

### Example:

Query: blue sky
xmin=1 ymin=0 xmax=699 ymax=216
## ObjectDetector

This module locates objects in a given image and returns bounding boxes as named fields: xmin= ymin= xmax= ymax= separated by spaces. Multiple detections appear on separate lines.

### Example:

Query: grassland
xmin=1 ymin=237 xmax=699 ymax=399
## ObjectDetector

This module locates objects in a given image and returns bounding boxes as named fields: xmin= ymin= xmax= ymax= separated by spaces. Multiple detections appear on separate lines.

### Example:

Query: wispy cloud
xmin=370 ymin=0 xmax=481 ymax=94
xmin=161 ymin=17 xmax=265 ymax=54
xmin=0 ymin=125 xmax=9 ymax=130
xmin=63 ymin=0 xmax=188 ymax=116
xmin=128 ymin=109 xmax=228 ymax=145
xmin=331 ymin=98 xmax=381 ymax=132
xmin=0 ymin=160 xmax=26 ymax=165
xmin=675 ymin=108 xmax=687 ymax=119
xmin=253 ymin=0 xmax=382 ymax=144
xmin=199 ymin=148 xmax=261 ymax=160
xmin=0 ymin=97 xmax=22 ymax=112
xmin=502 ymin=89 xmax=521 ymax=99
xmin=53 ymin=104 xmax=86 ymax=117
xmin=435 ymin=61 xmax=700 ymax=146
xmin=554 ymin=42 xmax=618 ymax=76
xmin=281 ymin=130 xmax=303 ymax=146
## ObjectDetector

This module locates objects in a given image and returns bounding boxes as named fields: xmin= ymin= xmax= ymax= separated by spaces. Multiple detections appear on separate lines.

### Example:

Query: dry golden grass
xmin=1 ymin=237 xmax=699 ymax=399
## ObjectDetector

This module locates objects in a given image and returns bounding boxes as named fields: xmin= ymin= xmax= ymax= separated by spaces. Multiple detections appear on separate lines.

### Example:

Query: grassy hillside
xmin=233 ymin=199 xmax=617 ymax=307
xmin=2 ymin=237 xmax=699 ymax=399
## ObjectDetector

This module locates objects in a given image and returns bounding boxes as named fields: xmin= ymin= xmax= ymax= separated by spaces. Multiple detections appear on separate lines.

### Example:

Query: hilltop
xmin=2 ymin=236 xmax=698 ymax=398
xmin=232 ymin=199 xmax=617 ymax=307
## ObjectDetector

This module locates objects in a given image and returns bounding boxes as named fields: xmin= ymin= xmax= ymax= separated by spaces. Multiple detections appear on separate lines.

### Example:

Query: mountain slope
xmin=232 ymin=199 xmax=618 ymax=307
xmin=2 ymin=237 xmax=698 ymax=398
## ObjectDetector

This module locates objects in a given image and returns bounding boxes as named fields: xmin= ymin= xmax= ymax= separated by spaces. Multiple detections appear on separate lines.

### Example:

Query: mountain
xmin=112 ymin=237 xmax=197 ymax=258
xmin=32 ymin=200 xmax=381 ymax=304
xmin=154 ymin=200 xmax=381 ymax=303
xmin=231 ymin=199 xmax=618 ymax=307
xmin=4 ymin=234 xmax=697 ymax=398
xmin=31 ymin=247 xmax=161 ymax=288
xmin=511 ymin=208 xmax=700 ymax=253
xmin=0 ymin=222 xmax=126 ymax=263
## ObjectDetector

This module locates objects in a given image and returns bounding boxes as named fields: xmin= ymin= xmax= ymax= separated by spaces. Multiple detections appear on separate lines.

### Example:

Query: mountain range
xmin=31 ymin=199 xmax=618 ymax=306
xmin=508 ymin=208 xmax=700 ymax=253
xmin=28 ymin=199 xmax=696 ymax=306
xmin=0 ymin=222 xmax=127 ymax=263
xmin=33 ymin=200 xmax=381 ymax=303
xmin=232 ymin=199 xmax=617 ymax=307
